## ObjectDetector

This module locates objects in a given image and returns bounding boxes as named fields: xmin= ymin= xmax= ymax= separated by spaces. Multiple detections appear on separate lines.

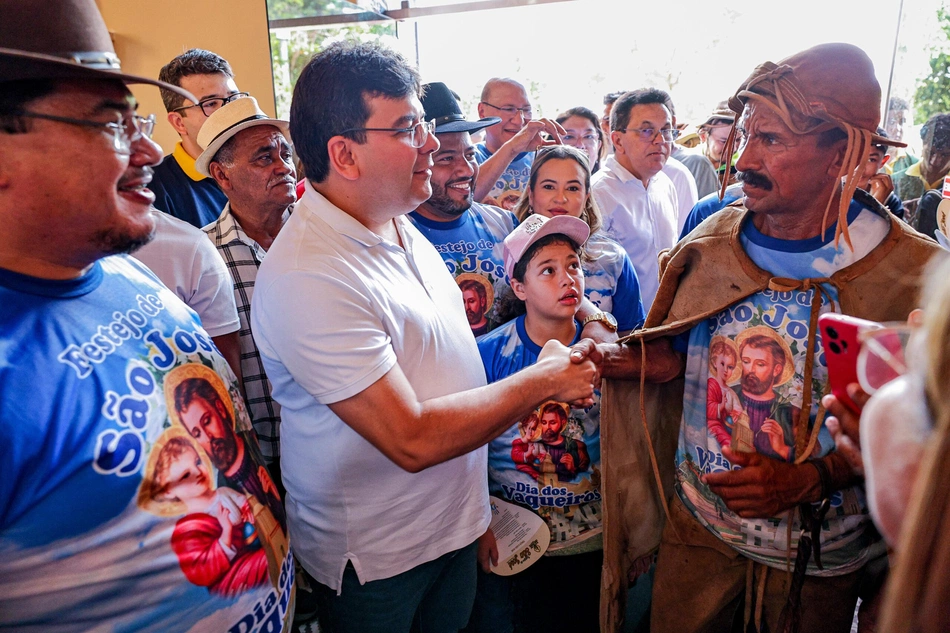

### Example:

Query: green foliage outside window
xmin=914 ymin=7 xmax=950 ymax=124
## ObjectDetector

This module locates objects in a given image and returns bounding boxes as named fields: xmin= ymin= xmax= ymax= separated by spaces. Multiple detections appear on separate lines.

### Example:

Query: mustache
xmin=117 ymin=166 xmax=153 ymax=188
xmin=737 ymin=170 xmax=773 ymax=190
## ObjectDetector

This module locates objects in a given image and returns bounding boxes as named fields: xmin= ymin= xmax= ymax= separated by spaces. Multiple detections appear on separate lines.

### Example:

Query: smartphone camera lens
xmin=826 ymin=326 xmax=839 ymax=340
xmin=829 ymin=341 xmax=841 ymax=354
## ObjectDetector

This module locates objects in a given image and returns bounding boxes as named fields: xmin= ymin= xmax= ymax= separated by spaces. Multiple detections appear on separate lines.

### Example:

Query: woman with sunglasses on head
xmin=556 ymin=107 xmax=606 ymax=174
xmin=514 ymin=145 xmax=645 ymax=334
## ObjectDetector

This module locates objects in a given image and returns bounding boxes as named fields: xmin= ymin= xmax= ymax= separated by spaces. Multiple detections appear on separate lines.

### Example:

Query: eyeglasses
xmin=339 ymin=119 xmax=436 ymax=149
xmin=616 ymin=127 xmax=679 ymax=143
xmin=14 ymin=110 xmax=155 ymax=155
xmin=172 ymin=92 xmax=249 ymax=117
xmin=563 ymin=133 xmax=600 ymax=146
xmin=481 ymin=101 xmax=533 ymax=119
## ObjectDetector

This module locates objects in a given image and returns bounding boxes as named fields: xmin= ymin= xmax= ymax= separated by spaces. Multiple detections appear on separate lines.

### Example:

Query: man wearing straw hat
xmin=197 ymin=96 xmax=294 ymax=475
xmin=0 ymin=0 xmax=294 ymax=630
xmin=575 ymin=43 xmax=943 ymax=632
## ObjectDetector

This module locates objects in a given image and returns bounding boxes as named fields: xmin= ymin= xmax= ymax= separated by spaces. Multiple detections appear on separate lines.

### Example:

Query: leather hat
xmin=729 ymin=42 xmax=899 ymax=149
xmin=196 ymin=96 xmax=290 ymax=177
xmin=421 ymin=82 xmax=500 ymax=134
xmin=728 ymin=42 xmax=900 ymax=248
xmin=0 ymin=0 xmax=194 ymax=101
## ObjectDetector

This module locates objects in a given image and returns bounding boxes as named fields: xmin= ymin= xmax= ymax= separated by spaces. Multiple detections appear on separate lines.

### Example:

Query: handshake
xmin=534 ymin=338 xmax=611 ymax=408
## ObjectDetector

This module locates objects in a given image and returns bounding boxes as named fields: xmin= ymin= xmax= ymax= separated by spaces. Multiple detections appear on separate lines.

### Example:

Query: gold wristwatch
xmin=581 ymin=311 xmax=618 ymax=332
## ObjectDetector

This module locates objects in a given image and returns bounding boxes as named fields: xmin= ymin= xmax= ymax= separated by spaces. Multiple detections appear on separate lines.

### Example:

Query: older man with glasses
xmin=591 ymin=88 xmax=681 ymax=312
xmin=150 ymin=48 xmax=248 ymax=228
xmin=472 ymin=77 xmax=565 ymax=210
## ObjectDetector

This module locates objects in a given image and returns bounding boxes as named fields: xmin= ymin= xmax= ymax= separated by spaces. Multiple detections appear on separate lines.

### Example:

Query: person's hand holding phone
xmin=823 ymin=386 xmax=870 ymax=476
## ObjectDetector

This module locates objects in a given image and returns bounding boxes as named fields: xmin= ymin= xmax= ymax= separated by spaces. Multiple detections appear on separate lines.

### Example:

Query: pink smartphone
xmin=818 ymin=313 xmax=881 ymax=414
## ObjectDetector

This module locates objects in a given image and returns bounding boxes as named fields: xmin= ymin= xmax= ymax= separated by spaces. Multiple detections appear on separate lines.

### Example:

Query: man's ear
xmin=209 ymin=162 xmax=230 ymax=191
xmin=610 ymin=131 xmax=624 ymax=155
xmin=825 ymin=137 xmax=851 ymax=177
xmin=327 ymin=136 xmax=360 ymax=181
xmin=477 ymin=102 xmax=488 ymax=120
xmin=510 ymin=277 xmax=527 ymax=301
xmin=167 ymin=111 xmax=187 ymax=137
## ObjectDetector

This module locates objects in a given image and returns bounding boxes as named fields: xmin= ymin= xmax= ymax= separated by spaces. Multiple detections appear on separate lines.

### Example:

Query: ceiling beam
xmin=269 ymin=0 xmax=577 ymax=30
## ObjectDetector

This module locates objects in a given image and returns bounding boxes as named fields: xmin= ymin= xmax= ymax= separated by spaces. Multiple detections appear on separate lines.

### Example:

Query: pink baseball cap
xmin=503 ymin=214 xmax=590 ymax=281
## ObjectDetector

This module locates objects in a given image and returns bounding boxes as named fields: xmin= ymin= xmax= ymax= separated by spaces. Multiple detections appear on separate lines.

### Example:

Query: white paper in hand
xmin=936 ymin=197 xmax=950 ymax=239
xmin=488 ymin=496 xmax=550 ymax=576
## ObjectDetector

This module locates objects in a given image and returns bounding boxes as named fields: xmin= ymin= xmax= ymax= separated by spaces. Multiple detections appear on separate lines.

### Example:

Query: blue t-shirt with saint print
xmin=410 ymin=202 xmax=517 ymax=335
xmin=478 ymin=316 xmax=603 ymax=552
xmin=473 ymin=143 xmax=534 ymax=211
xmin=676 ymin=201 xmax=890 ymax=575
xmin=0 ymin=255 xmax=293 ymax=632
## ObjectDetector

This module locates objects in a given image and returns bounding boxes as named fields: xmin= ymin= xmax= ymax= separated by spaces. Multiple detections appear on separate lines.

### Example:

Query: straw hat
xmin=196 ymin=96 xmax=290 ymax=177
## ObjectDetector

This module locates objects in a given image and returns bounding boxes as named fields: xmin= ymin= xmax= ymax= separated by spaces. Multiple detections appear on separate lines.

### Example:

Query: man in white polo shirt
xmin=592 ymin=88 xmax=680 ymax=312
xmin=250 ymin=41 xmax=597 ymax=633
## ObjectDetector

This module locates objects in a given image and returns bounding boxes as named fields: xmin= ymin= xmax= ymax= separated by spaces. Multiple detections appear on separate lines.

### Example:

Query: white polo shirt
xmin=591 ymin=155 xmax=679 ymax=312
xmin=251 ymin=183 xmax=490 ymax=592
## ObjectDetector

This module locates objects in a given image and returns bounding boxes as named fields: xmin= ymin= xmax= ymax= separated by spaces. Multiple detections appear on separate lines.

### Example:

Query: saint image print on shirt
xmin=137 ymin=364 xmax=289 ymax=597
xmin=456 ymin=273 xmax=495 ymax=337
xmin=512 ymin=401 xmax=592 ymax=485
xmin=706 ymin=327 xmax=800 ymax=461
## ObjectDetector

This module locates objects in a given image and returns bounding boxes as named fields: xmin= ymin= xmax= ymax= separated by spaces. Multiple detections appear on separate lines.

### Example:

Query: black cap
xmin=421 ymin=82 xmax=500 ymax=134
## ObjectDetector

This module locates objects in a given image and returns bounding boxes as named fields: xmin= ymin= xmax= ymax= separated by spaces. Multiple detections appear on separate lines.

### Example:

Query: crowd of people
xmin=2 ymin=1 xmax=950 ymax=633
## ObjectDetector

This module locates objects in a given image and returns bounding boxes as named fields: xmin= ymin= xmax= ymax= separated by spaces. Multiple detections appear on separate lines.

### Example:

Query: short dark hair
xmin=290 ymin=41 xmax=421 ymax=184
xmin=174 ymin=377 xmax=223 ymax=416
xmin=212 ymin=134 xmax=239 ymax=168
xmin=0 ymin=79 xmax=57 ymax=133
xmin=610 ymin=88 xmax=672 ymax=132
xmin=603 ymin=91 xmax=628 ymax=107
xmin=511 ymin=234 xmax=581 ymax=283
xmin=539 ymin=401 xmax=568 ymax=426
xmin=158 ymin=49 xmax=234 ymax=113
